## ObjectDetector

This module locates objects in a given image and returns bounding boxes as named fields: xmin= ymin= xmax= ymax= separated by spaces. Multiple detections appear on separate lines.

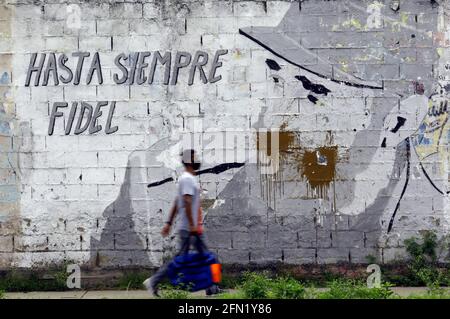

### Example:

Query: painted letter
xmin=89 ymin=101 xmax=108 ymax=134
xmin=74 ymin=102 xmax=93 ymax=135
xmin=48 ymin=102 xmax=67 ymax=135
xmin=105 ymin=101 xmax=118 ymax=134
xmin=208 ymin=49 xmax=228 ymax=83
xmin=188 ymin=51 xmax=209 ymax=85
xmin=113 ymin=53 xmax=128 ymax=84
xmin=170 ymin=51 xmax=192 ymax=85
xmin=25 ymin=53 xmax=46 ymax=87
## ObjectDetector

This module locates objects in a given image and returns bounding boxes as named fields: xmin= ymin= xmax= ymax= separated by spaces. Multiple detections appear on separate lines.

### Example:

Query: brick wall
xmin=0 ymin=0 xmax=449 ymax=269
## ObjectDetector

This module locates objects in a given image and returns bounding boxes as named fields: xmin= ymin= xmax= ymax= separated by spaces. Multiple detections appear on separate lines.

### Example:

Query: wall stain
xmin=257 ymin=127 xmax=338 ymax=202
xmin=256 ymin=127 xmax=297 ymax=208
xmin=300 ymin=146 xmax=338 ymax=198
xmin=0 ymin=3 xmax=21 ymax=269
xmin=256 ymin=124 xmax=338 ymax=202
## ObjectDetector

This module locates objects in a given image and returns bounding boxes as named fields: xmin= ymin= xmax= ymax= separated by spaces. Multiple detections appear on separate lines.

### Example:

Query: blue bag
xmin=167 ymin=235 xmax=220 ymax=292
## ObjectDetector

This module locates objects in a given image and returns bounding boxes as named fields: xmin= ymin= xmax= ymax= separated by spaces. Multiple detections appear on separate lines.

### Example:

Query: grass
xmin=117 ymin=271 xmax=149 ymax=290
xmin=158 ymin=284 xmax=190 ymax=299
xmin=0 ymin=270 xmax=68 ymax=292
xmin=219 ymin=272 xmax=241 ymax=289
xmin=403 ymin=231 xmax=450 ymax=289
xmin=239 ymin=272 xmax=307 ymax=299
xmin=0 ymin=289 xmax=4 ymax=299
xmin=313 ymin=280 xmax=394 ymax=299
xmin=217 ymin=271 xmax=450 ymax=300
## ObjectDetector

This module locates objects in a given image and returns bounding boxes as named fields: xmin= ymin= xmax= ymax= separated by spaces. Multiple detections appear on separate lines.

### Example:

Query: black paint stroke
xmin=239 ymin=29 xmax=384 ymax=90
xmin=266 ymin=59 xmax=281 ymax=71
xmin=148 ymin=177 xmax=174 ymax=188
xmin=197 ymin=162 xmax=245 ymax=175
xmin=419 ymin=162 xmax=450 ymax=195
xmin=390 ymin=116 xmax=407 ymax=133
xmin=387 ymin=138 xmax=410 ymax=233
xmin=381 ymin=137 xmax=387 ymax=148
xmin=295 ymin=75 xmax=331 ymax=95
xmin=307 ymin=94 xmax=318 ymax=104
xmin=147 ymin=162 xmax=245 ymax=188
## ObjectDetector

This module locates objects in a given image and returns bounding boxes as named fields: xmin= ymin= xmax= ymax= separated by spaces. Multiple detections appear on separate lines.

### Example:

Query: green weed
xmin=404 ymin=231 xmax=450 ymax=287
xmin=315 ymin=279 xmax=394 ymax=299
xmin=270 ymin=276 xmax=306 ymax=299
xmin=240 ymin=272 xmax=307 ymax=299
xmin=240 ymin=272 xmax=273 ymax=299
xmin=117 ymin=272 xmax=149 ymax=290
xmin=0 ymin=270 xmax=68 ymax=292
xmin=159 ymin=284 xmax=190 ymax=299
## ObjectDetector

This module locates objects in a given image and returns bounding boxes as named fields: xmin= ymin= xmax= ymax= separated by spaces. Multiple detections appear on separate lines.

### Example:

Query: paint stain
xmin=300 ymin=146 xmax=338 ymax=197
xmin=256 ymin=129 xmax=296 ymax=157
xmin=0 ymin=72 xmax=9 ymax=85
xmin=307 ymin=94 xmax=318 ymax=104
xmin=256 ymin=128 xmax=338 ymax=201
xmin=266 ymin=59 xmax=281 ymax=71
xmin=390 ymin=116 xmax=407 ymax=133
xmin=295 ymin=75 xmax=331 ymax=95
xmin=256 ymin=128 xmax=297 ymax=208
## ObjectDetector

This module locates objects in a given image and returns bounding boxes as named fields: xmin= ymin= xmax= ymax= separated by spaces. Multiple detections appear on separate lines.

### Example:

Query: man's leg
xmin=144 ymin=261 xmax=168 ymax=297
xmin=144 ymin=231 xmax=189 ymax=296
xmin=178 ymin=230 xmax=190 ymax=254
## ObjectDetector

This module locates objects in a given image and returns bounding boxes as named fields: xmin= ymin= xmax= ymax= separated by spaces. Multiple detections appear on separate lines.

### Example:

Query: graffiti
xmin=295 ymin=76 xmax=331 ymax=96
xmin=147 ymin=162 xmax=245 ymax=188
xmin=301 ymin=147 xmax=338 ymax=198
xmin=265 ymin=59 xmax=281 ymax=71
xmin=25 ymin=50 xmax=228 ymax=87
xmin=232 ymin=0 xmax=444 ymax=242
xmin=413 ymin=96 xmax=449 ymax=161
xmin=89 ymin=0 xmax=448 ymax=266
xmin=387 ymin=139 xmax=411 ymax=233
xmin=307 ymin=95 xmax=319 ymax=105
xmin=25 ymin=52 xmax=103 ymax=86
xmin=390 ymin=117 xmax=407 ymax=133
xmin=48 ymin=101 xmax=118 ymax=135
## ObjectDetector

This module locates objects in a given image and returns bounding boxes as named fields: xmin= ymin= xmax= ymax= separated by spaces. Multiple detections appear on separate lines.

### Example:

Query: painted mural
xmin=1 ymin=0 xmax=449 ymax=269
xmin=88 ymin=0 xmax=449 ymax=266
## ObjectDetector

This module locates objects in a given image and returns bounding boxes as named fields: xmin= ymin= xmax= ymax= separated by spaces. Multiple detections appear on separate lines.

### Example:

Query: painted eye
xmin=270 ymin=74 xmax=283 ymax=84
xmin=265 ymin=59 xmax=281 ymax=71
xmin=295 ymin=75 xmax=331 ymax=96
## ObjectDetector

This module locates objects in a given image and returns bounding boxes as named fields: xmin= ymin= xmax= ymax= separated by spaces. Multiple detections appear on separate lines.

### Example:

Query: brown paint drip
xmin=256 ymin=128 xmax=338 ymax=202
xmin=300 ymin=146 xmax=338 ymax=198
xmin=256 ymin=130 xmax=296 ymax=157
xmin=256 ymin=129 xmax=297 ymax=208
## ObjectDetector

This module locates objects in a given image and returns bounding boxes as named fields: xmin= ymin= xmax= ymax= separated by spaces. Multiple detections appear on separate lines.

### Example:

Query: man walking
xmin=143 ymin=149 xmax=217 ymax=296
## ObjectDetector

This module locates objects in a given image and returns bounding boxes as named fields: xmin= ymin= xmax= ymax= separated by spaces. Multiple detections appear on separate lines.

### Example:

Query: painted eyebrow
xmin=265 ymin=59 xmax=281 ymax=71
xmin=295 ymin=75 xmax=331 ymax=96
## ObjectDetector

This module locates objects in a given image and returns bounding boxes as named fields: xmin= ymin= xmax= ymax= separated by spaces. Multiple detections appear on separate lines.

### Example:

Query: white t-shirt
xmin=176 ymin=172 xmax=201 ymax=231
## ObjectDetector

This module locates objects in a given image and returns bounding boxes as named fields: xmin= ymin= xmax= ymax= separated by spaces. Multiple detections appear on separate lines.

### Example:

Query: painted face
xmin=255 ymin=54 xmax=383 ymax=148
xmin=246 ymin=54 xmax=392 ymax=201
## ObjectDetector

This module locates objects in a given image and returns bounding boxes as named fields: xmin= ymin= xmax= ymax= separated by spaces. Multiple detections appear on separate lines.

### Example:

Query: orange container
xmin=210 ymin=263 xmax=222 ymax=283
